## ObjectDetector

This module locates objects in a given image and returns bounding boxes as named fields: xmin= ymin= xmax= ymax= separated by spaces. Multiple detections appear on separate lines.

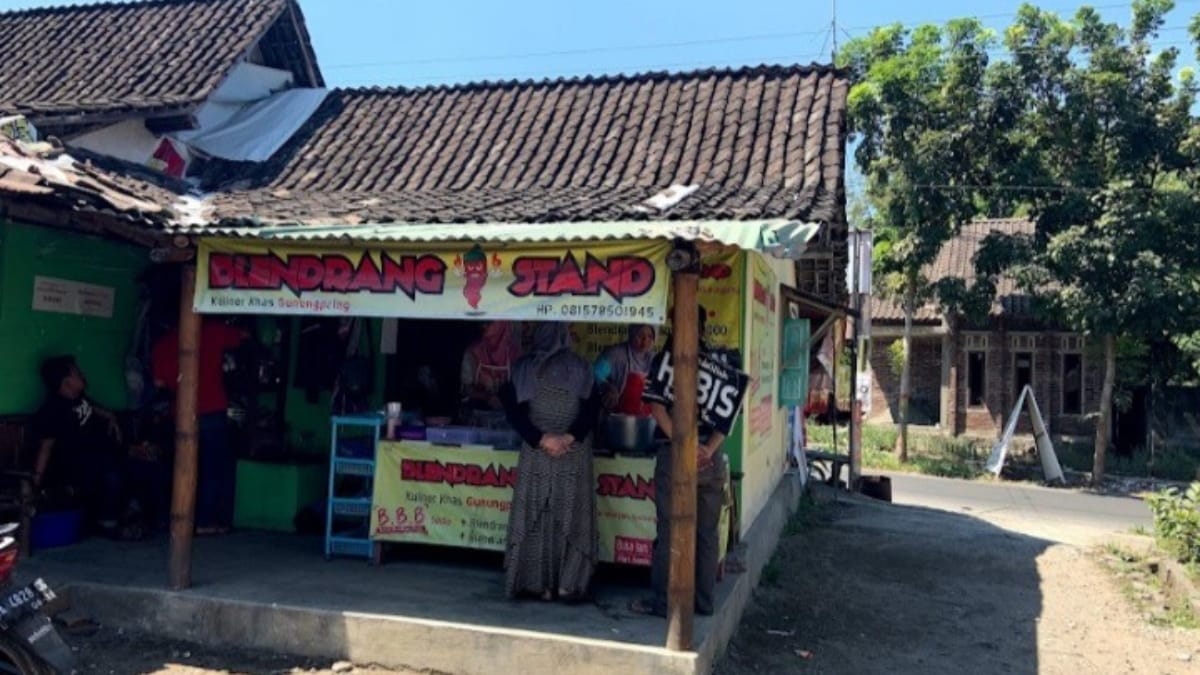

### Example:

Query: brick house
xmin=866 ymin=219 xmax=1103 ymax=437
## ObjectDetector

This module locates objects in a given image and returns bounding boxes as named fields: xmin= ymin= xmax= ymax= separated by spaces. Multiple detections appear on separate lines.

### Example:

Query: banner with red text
xmin=370 ymin=441 xmax=660 ymax=565
xmin=195 ymin=238 xmax=669 ymax=324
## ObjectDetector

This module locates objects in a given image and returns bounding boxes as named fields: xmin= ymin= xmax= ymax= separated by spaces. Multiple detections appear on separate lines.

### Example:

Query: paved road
xmin=880 ymin=472 xmax=1153 ymax=544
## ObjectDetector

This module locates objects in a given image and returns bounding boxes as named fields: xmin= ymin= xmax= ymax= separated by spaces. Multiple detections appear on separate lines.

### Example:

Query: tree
xmin=839 ymin=20 xmax=996 ymax=460
xmin=987 ymin=1 xmax=1200 ymax=483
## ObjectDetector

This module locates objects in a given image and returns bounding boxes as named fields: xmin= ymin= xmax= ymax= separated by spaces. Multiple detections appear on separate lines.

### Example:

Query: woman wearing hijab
xmin=499 ymin=323 xmax=598 ymax=601
xmin=461 ymin=321 xmax=520 ymax=427
xmin=593 ymin=324 xmax=657 ymax=415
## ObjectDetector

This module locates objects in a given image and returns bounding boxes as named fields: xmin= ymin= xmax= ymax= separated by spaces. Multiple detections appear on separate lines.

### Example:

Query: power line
xmin=321 ymin=28 xmax=834 ymax=70
xmin=321 ymin=1 xmax=1195 ymax=73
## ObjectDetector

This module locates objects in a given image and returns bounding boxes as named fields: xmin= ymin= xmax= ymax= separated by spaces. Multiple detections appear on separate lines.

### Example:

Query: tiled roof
xmin=871 ymin=219 xmax=1036 ymax=324
xmin=0 ymin=136 xmax=181 ymax=238
xmin=202 ymin=64 xmax=849 ymax=225
xmin=0 ymin=0 xmax=321 ymax=128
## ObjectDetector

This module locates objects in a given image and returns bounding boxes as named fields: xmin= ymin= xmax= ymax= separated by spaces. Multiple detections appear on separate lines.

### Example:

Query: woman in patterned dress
xmin=499 ymin=323 xmax=599 ymax=601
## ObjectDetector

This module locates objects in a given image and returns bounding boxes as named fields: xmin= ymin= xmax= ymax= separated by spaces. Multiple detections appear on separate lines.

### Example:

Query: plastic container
xmin=425 ymin=426 xmax=481 ymax=445
xmin=31 ymin=510 xmax=82 ymax=550
xmin=479 ymin=428 xmax=521 ymax=450
xmin=398 ymin=426 xmax=427 ymax=441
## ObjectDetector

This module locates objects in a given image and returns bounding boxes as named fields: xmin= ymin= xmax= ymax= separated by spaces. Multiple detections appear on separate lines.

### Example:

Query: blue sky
xmin=2 ymin=0 xmax=1197 ymax=88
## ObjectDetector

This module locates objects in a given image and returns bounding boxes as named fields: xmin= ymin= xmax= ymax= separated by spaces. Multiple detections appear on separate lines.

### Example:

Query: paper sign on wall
xmin=31 ymin=276 xmax=115 ymax=319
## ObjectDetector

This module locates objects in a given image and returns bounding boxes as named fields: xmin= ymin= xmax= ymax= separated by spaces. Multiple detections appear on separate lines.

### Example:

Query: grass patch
xmin=1058 ymin=439 xmax=1200 ymax=482
xmin=1100 ymin=545 xmax=1200 ymax=630
xmin=807 ymin=423 xmax=989 ymax=480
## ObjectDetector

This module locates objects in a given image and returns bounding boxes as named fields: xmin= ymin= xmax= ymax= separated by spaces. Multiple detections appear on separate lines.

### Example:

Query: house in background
xmin=0 ymin=0 xmax=324 ymax=177
xmin=866 ymin=219 xmax=1103 ymax=438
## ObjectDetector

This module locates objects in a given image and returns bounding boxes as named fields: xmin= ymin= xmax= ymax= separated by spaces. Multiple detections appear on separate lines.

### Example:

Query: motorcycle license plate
xmin=0 ymin=580 xmax=73 ymax=673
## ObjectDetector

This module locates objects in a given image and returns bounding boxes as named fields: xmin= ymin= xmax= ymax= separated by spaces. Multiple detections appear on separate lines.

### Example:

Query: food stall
xmin=193 ymin=226 xmax=804 ymax=566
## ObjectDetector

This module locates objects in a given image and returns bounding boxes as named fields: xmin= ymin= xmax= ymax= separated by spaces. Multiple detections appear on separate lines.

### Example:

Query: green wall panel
xmin=0 ymin=221 xmax=146 ymax=414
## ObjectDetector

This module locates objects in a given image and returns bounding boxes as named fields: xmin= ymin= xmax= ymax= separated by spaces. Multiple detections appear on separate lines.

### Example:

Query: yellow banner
xmin=371 ymin=441 xmax=728 ymax=566
xmin=746 ymin=254 xmax=779 ymax=453
xmin=371 ymin=442 xmax=659 ymax=564
xmin=570 ymin=248 xmax=745 ymax=363
xmin=195 ymin=239 xmax=670 ymax=324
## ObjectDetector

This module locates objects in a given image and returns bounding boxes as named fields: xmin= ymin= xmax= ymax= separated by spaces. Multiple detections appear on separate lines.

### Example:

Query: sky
xmin=1 ymin=0 xmax=1197 ymax=89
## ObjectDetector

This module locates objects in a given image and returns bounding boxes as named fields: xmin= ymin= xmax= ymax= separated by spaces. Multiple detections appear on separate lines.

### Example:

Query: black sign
xmin=643 ymin=348 xmax=750 ymax=436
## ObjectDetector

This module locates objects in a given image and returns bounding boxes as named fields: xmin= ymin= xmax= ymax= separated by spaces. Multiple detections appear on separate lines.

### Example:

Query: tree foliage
xmin=844 ymin=1 xmax=1200 ymax=480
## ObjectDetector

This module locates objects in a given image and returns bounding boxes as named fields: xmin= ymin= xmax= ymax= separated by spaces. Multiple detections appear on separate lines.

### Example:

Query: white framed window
xmin=964 ymin=333 xmax=989 ymax=351
xmin=1011 ymin=334 xmax=1037 ymax=351
xmin=966 ymin=349 xmax=987 ymax=408
xmin=1061 ymin=351 xmax=1084 ymax=415
xmin=1013 ymin=351 xmax=1034 ymax=398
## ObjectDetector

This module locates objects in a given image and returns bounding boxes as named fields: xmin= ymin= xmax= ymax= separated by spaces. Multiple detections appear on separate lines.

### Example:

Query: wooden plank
xmin=168 ymin=265 xmax=201 ymax=590
xmin=665 ymin=269 xmax=699 ymax=651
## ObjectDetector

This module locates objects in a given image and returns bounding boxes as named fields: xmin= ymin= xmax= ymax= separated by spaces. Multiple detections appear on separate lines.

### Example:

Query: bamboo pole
xmin=168 ymin=265 xmax=201 ymax=590
xmin=666 ymin=269 xmax=700 ymax=651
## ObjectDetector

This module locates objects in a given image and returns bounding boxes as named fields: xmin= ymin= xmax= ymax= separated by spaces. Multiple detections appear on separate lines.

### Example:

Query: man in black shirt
xmin=33 ymin=356 xmax=129 ymax=536
xmin=634 ymin=306 xmax=742 ymax=617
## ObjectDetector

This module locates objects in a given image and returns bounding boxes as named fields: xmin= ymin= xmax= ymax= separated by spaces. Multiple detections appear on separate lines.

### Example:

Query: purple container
xmin=425 ymin=426 xmax=481 ymax=445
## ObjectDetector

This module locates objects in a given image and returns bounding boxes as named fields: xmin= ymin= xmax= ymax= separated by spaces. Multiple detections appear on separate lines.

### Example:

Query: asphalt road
xmin=880 ymin=472 xmax=1153 ymax=544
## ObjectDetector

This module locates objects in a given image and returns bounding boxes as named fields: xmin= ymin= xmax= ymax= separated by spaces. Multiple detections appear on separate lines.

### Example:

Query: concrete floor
xmin=25 ymin=531 xmax=689 ymax=646
xmin=20 ymin=475 xmax=802 ymax=674
xmin=16 ymin=473 xmax=796 ymax=672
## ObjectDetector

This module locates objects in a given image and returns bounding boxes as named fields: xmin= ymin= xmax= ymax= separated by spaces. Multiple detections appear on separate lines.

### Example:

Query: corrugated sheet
xmin=197 ymin=219 xmax=821 ymax=258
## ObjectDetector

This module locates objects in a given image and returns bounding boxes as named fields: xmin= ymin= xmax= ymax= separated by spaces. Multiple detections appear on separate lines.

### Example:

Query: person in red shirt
xmin=151 ymin=318 xmax=247 ymax=534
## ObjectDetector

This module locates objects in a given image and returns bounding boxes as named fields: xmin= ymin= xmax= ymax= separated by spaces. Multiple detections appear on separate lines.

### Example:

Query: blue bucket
xmin=31 ymin=510 xmax=83 ymax=550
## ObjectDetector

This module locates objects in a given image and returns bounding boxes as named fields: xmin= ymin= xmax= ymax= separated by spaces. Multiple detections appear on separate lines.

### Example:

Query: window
xmin=1014 ymin=352 xmax=1033 ymax=397
xmin=967 ymin=351 xmax=986 ymax=407
xmin=1062 ymin=352 xmax=1083 ymax=415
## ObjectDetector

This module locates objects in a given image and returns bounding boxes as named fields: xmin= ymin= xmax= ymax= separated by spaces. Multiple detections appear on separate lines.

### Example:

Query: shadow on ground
xmin=717 ymin=490 xmax=1052 ymax=675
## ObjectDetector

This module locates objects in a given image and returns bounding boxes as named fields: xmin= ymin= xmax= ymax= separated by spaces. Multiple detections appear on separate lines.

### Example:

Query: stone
xmin=331 ymin=662 xmax=354 ymax=673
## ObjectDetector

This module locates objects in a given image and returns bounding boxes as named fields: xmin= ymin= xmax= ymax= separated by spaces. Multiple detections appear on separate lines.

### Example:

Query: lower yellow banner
xmin=371 ymin=441 xmax=727 ymax=566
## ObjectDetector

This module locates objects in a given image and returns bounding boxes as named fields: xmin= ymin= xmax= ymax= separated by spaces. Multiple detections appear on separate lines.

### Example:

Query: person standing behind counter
xmin=499 ymin=323 xmax=599 ymax=602
xmin=632 ymin=305 xmax=731 ymax=618
xmin=460 ymin=321 xmax=520 ymax=428
xmin=593 ymin=324 xmax=657 ymax=415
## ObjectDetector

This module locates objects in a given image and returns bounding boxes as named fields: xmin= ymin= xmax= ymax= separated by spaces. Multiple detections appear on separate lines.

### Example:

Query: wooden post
xmin=168 ymin=265 xmax=201 ymax=590
xmin=666 ymin=269 xmax=700 ymax=651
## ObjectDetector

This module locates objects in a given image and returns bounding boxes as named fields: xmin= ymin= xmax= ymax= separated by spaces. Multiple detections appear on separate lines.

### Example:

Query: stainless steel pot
xmin=604 ymin=414 xmax=658 ymax=452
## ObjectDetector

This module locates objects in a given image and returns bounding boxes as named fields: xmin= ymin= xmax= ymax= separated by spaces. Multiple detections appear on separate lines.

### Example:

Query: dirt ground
xmin=717 ymin=493 xmax=1199 ymax=675
xmin=64 ymin=628 xmax=416 ymax=675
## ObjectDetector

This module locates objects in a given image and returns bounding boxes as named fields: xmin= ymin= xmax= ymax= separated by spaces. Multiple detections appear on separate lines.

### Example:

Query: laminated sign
xmin=642 ymin=348 xmax=750 ymax=436
xmin=195 ymin=239 xmax=670 ymax=324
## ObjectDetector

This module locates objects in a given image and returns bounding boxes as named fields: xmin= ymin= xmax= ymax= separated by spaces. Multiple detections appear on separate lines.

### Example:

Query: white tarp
xmin=179 ymin=88 xmax=329 ymax=162
xmin=178 ymin=62 xmax=296 ymax=136
xmin=986 ymin=384 xmax=1065 ymax=483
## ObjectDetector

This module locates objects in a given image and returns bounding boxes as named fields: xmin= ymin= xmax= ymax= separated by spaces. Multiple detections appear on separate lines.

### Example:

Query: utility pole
xmin=831 ymin=0 xmax=838 ymax=60
xmin=848 ymin=228 xmax=862 ymax=491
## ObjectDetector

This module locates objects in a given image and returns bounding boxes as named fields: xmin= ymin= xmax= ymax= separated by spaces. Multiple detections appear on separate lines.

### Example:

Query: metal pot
xmin=604 ymin=414 xmax=658 ymax=452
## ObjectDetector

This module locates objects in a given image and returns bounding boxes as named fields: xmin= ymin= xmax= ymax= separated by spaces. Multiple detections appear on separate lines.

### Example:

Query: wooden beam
xmin=285 ymin=0 xmax=321 ymax=87
xmin=168 ymin=265 xmax=201 ymax=590
xmin=31 ymin=104 xmax=198 ymax=134
xmin=666 ymin=269 xmax=699 ymax=651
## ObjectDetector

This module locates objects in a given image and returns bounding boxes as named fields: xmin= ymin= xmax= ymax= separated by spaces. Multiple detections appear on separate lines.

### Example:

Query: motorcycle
xmin=0 ymin=523 xmax=73 ymax=674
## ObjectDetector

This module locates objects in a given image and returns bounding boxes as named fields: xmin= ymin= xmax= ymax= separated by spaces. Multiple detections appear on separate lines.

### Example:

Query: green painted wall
xmin=0 ymin=221 xmax=146 ymax=414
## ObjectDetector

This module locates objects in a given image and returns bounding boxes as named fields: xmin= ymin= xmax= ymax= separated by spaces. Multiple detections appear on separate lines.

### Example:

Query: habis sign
xmin=195 ymin=239 xmax=670 ymax=323
xmin=643 ymin=347 xmax=750 ymax=436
